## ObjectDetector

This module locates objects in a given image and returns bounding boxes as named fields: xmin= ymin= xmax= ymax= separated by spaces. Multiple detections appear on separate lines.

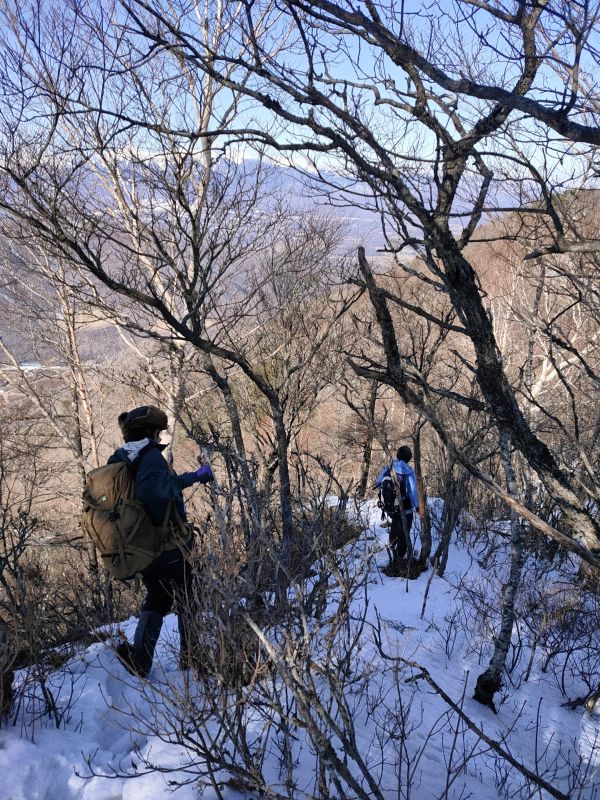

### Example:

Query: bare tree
xmin=0 ymin=240 xmax=110 ymax=569
xmin=0 ymin=1 xmax=362 ymax=583
xmin=118 ymin=0 xmax=600 ymax=561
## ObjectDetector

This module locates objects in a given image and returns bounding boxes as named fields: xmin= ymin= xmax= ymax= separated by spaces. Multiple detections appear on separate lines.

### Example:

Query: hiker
xmin=110 ymin=405 xmax=213 ymax=677
xmin=375 ymin=445 xmax=419 ymax=569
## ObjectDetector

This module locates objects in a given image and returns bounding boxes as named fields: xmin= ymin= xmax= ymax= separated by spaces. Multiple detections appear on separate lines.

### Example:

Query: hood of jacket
xmin=391 ymin=458 xmax=415 ymax=477
xmin=110 ymin=438 xmax=167 ymax=465
xmin=122 ymin=438 xmax=151 ymax=462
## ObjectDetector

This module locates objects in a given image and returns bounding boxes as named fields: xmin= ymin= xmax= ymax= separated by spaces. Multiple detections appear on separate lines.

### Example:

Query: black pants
xmin=389 ymin=511 xmax=413 ymax=563
xmin=133 ymin=547 xmax=193 ymax=670
xmin=141 ymin=547 xmax=191 ymax=617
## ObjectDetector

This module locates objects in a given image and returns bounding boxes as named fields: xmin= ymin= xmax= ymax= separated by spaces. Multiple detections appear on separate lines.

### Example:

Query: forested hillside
xmin=0 ymin=1 xmax=599 ymax=798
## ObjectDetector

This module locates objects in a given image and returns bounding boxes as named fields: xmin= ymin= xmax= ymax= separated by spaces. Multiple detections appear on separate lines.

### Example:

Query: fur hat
xmin=396 ymin=445 xmax=412 ymax=463
xmin=118 ymin=405 xmax=168 ymax=436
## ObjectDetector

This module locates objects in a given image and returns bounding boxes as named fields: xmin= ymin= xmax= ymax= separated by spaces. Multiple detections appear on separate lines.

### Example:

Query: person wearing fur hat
xmin=374 ymin=445 xmax=419 ymax=570
xmin=109 ymin=405 xmax=213 ymax=677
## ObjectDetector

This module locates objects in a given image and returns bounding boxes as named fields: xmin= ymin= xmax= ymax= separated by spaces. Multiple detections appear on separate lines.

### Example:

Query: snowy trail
xmin=2 ymin=501 xmax=600 ymax=799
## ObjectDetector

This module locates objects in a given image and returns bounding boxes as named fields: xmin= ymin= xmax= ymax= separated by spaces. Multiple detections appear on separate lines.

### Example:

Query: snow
xmin=2 ymin=500 xmax=600 ymax=799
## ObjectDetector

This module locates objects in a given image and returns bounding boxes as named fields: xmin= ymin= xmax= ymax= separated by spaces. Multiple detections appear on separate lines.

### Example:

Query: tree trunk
xmin=0 ymin=622 xmax=13 ymax=717
xmin=72 ymin=389 xmax=99 ymax=575
xmin=271 ymin=400 xmax=294 ymax=588
xmin=203 ymin=355 xmax=263 ymax=543
xmin=474 ymin=430 xmax=524 ymax=711
xmin=431 ymin=459 xmax=464 ymax=577
xmin=413 ymin=427 xmax=431 ymax=563
xmin=353 ymin=248 xmax=600 ymax=570
xmin=356 ymin=381 xmax=377 ymax=500
xmin=61 ymin=290 xmax=101 ymax=574
xmin=62 ymin=289 xmax=100 ymax=470
xmin=161 ymin=346 xmax=186 ymax=467
xmin=433 ymin=233 xmax=600 ymax=551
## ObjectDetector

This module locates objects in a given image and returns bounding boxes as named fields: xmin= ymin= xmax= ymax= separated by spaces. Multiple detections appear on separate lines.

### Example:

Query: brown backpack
xmin=81 ymin=461 xmax=176 ymax=580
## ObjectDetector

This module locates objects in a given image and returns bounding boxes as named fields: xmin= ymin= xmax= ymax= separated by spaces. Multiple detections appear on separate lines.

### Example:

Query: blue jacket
xmin=108 ymin=439 xmax=199 ymax=528
xmin=375 ymin=459 xmax=419 ymax=512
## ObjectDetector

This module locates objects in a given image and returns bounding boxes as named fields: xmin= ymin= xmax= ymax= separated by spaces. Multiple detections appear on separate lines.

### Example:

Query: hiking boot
xmin=115 ymin=641 xmax=150 ymax=678
xmin=130 ymin=609 xmax=163 ymax=675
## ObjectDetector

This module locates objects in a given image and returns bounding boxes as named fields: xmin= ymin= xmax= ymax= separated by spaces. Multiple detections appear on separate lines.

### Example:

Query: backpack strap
xmin=112 ymin=471 xmax=131 ymax=571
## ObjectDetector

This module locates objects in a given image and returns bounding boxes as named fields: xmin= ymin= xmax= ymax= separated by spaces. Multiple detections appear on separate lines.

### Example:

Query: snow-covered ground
xmin=2 ymin=500 xmax=600 ymax=799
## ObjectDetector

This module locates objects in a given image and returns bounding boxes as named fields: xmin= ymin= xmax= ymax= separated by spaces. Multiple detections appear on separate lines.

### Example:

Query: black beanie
xmin=396 ymin=445 xmax=412 ymax=462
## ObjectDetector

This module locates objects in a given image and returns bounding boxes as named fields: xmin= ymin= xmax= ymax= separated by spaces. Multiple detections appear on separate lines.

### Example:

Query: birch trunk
xmin=474 ymin=430 xmax=524 ymax=710
xmin=62 ymin=299 xmax=100 ymax=573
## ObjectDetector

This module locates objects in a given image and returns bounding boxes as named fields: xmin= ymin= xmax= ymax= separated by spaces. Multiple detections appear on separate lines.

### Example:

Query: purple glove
xmin=194 ymin=464 xmax=214 ymax=484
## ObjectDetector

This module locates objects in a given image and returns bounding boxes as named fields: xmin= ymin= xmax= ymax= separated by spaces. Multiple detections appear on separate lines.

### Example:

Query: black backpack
xmin=379 ymin=469 xmax=409 ymax=515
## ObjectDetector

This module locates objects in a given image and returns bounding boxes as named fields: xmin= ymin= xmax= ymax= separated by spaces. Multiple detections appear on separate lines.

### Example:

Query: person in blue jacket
xmin=374 ymin=445 xmax=419 ymax=568
xmin=109 ymin=405 xmax=213 ymax=677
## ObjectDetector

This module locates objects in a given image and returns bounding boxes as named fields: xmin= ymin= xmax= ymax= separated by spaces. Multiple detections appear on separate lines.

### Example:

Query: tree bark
xmin=271 ymin=399 xmax=295 ymax=587
xmin=413 ymin=427 xmax=431 ymax=563
xmin=430 ymin=230 xmax=600 ymax=551
xmin=356 ymin=381 xmax=377 ymax=500
xmin=203 ymin=354 xmax=263 ymax=544
xmin=474 ymin=431 xmax=524 ymax=711
xmin=0 ymin=621 xmax=13 ymax=717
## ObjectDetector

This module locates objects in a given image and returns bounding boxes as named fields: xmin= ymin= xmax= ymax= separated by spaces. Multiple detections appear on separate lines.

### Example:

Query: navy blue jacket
xmin=108 ymin=440 xmax=198 ymax=528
